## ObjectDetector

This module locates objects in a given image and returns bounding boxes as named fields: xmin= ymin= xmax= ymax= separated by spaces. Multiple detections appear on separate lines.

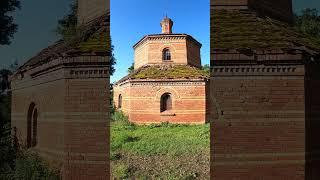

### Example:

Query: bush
xmin=111 ymin=110 xmax=128 ymax=122
xmin=112 ymin=163 xmax=130 ymax=179
xmin=13 ymin=151 xmax=60 ymax=180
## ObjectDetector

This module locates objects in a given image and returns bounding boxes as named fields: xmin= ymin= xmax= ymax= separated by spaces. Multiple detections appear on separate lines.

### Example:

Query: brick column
xmin=62 ymin=56 xmax=109 ymax=180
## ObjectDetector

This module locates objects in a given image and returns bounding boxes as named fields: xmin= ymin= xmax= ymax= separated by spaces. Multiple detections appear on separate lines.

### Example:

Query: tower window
xmin=160 ymin=93 xmax=172 ymax=112
xmin=162 ymin=48 xmax=171 ymax=61
xmin=118 ymin=94 xmax=122 ymax=109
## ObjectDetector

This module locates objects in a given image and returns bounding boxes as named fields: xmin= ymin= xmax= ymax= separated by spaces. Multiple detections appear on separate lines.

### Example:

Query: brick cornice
xmin=133 ymin=34 xmax=202 ymax=49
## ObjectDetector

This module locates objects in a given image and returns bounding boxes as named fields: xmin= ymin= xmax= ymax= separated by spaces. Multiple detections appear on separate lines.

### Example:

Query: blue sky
xmin=111 ymin=0 xmax=210 ymax=83
xmin=0 ymin=0 xmax=319 ymax=81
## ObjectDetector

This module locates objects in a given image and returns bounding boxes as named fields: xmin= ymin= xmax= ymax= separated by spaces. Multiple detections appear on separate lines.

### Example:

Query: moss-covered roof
xmin=115 ymin=65 xmax=209 ymax=85
xmin=212 ymin=9 xmax=320 ymax=55
xmin=18 ymin=13 xmax=110 ymax=71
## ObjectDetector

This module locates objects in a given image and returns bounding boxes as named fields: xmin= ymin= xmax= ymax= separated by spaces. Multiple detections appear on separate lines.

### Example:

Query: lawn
xmin=110 ymin=111 xmax=210 ymax=179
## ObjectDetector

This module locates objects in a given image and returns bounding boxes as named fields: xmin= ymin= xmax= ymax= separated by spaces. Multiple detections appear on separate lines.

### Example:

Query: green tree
xmin=294 ymin=8 xmax=320 ymax=38
xmin=56 ymin=1 xmax=77 ymax=40
xmin=0 ymin=0 xmax=21 ymax=45
xmin=202 ymin=64 xmax=210 ymax=74
xmin=127 ymin=63 xmax=134 ymax=74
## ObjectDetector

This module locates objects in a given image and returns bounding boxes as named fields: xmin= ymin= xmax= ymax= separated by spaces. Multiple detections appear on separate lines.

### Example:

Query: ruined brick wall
xmin=134 ymin=36 xmax=201 ymax=69
xmin=210 ymin=63 xmax=306 ymax=179
xmin=11 ymin=56 xmax=110 ymax=179
xmin=77 ymin=0 xmax=108 ymax=25
xmin=113 ymin=79 xmax=207 ymax=124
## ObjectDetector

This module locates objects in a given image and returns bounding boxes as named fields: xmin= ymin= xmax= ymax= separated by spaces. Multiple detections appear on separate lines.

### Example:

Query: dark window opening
xmin=118 ymin=94 xmax=122 ymax=109
xmin=162 ymin=48 xmax=171 ymax=61
xmin=160 ymin=93 xmax=172 ymax=112
xmin=27 ymin=102 xmax=37 ymax=148
xmin=32 ymin=109 xmax=38 ymax=147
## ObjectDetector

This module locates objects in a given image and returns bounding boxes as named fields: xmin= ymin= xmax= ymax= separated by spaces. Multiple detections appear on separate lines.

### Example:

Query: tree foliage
xmin=294 ymin=8 xmax=320 ymax=38
xmin=127 ymin=63 xmax=134 ymax=74
xmin=0 ymin=0 xmax=21 ymax=45
xmin=56 ymin=2 xmax=77 ymax=40
xmin=202 ymin=64 xmax=210 ymax=74
xmin=56 ymin=2 xmax=116 ymax=76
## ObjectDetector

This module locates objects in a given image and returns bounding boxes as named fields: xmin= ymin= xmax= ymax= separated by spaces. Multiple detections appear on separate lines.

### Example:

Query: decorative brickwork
xmin=11 ymin=1 xmax=110 ymax=179
xmin=211 ymin=0 xmax=320 ymax=179
xmin=114 ymin=17 xmax=208 ymax=124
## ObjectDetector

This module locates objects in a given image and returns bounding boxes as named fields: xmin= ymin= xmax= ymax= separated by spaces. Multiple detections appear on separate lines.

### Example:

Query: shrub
xmin=112 ymin=163 xmax=130 ymax=179
xmin=13 ymin=151 xmax=60 ymax=180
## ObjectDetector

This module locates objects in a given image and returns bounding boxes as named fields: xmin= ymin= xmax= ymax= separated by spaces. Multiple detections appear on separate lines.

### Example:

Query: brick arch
xmin=158 ymin=44 xmax=177 ymax=54
xmin=155 ymin=87 xmax=180 ymax=111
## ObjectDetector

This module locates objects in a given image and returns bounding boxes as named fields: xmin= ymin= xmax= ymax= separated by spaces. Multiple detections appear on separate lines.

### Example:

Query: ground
xmin=110 ymin=111 xmax=210 ymax=179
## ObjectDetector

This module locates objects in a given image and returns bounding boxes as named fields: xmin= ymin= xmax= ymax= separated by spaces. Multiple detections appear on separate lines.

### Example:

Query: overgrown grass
xmin=111 ymin=111 xmax=210 ymax=179
xmin=13 ymin=151 xmax=60 ymax=180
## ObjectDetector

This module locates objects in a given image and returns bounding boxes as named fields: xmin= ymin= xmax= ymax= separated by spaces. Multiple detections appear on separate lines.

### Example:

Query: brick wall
xmin=210 ymin=64 xmax=307 ymax=179
xmin=134 ymin=35 xmax=201 ymax=69
xmin=305 ymin=64 xmax=320 ymax=179
xmin=113 ymin=79 xmax=208 ymax=124
xmin=11 ymin=56 xmax=110 ymax=179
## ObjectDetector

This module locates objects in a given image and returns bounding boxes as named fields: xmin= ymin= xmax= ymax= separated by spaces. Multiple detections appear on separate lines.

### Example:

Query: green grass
xmin=110 ymin=111 xmax=210 ymax=179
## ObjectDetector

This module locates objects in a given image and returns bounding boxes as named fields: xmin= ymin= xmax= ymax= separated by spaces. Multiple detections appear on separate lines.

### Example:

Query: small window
xmin=160 ymin=93 xmax=172 ymax=112
xmin=118 ymin=94 xmax=122 ymax=109
xmin=162 ymin=48 xmax=171 ymax=61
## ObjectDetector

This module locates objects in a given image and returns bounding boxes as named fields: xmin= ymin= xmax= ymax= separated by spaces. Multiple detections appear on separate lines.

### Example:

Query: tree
xmin=294 ymin=8 xmax=320 ymax=38
xmin=127 ymin=63 xmax=134 ymax=74
xmin=56 ymin=2 xmax=77 ymax=40
xmin=56 ymin=2 xmax=116 ymax=76
xmin=202 ymin=64 xmax=210 ymax=74
xmin=0 ymin=0 xmax=21 ymax=45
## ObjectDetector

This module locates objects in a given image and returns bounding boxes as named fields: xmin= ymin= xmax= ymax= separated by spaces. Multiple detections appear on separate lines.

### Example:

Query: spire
xmin=160 ymin=16 xmax=173 ymax=34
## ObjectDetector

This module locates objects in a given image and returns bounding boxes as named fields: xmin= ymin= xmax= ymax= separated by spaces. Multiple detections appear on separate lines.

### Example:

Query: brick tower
xmin=113 ymin=17 xmax=209 ymax=124
xmin=211 ymin=0 xmax=320 ymax=179
xmin=160 ymin=16 xmax=173 ymax=34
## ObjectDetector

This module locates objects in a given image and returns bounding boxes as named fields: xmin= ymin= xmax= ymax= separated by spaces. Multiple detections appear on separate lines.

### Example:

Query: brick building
xmin=113 ymin=17 xmax=209 ymax=124
xmin=211 ymin=0 xmax=320 ymax=179
xmin=10 ymin=0 xmax=110 ymax=179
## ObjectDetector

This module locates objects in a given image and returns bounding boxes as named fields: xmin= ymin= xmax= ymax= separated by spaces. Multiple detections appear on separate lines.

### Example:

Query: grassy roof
xmin=115 ymin=65 xmax=209 ymax=84
xmin=212 ymin=10 xmax=320 ymax=54
xmin=18 ymin=14 xmax=110 ymax=71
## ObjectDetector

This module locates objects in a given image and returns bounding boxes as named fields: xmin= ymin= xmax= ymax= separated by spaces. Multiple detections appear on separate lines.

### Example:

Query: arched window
xmin=162 ymin=48 xmax=171 ymax=61
xmin=118 ymin=94 xmax=122 ymax=109
xmin=27 ymin=102 xmax=38 ymax=148
xmin=32 ymin=109 xmax=38 ymax=147
xmin=160 ymin=93 xmax=172 ymax=112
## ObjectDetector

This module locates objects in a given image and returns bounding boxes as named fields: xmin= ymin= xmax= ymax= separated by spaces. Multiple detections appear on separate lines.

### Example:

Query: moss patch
xmin=116 ymin=65 xmax=209 ymax=84
xmin=212 ymin=10 xmax=320 ymax=52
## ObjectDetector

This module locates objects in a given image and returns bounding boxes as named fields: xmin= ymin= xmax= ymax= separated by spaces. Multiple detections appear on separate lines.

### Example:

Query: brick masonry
xmin=114 ymin=79 xmax=209 ymax=124
xmin=11 ymin=56 xmax=110 ymax=179
xmin=133 ymin=35 xmax=202 ymax=69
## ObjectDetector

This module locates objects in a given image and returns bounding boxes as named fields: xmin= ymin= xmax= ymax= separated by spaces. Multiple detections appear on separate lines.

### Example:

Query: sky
xmin=0 ymin=0 xmax=319 ymax=81
xmin=0 ymin=0 xmax=72 ymax=69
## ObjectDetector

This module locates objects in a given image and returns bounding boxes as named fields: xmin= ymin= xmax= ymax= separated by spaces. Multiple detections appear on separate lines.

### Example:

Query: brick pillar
xmin=62 ymin=56 xmax=109 ymax=180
